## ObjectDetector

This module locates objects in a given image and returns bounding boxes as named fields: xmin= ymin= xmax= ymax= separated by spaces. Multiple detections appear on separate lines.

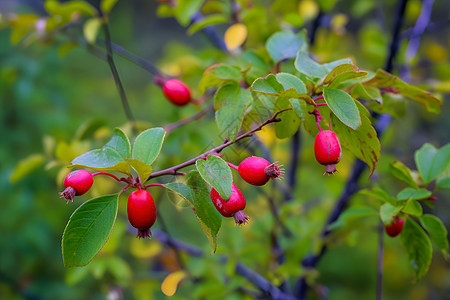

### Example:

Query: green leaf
xmin=327 ymin=206 xmax=377 ymax=230
xmin=414 ymin=143 xmax=450 ymax=184
xmin=62 ymin=194 xmax=119 ymax=267
xmin=351 ymin=83 xmax=382 ymax=104
xmin=106 ymin=128 xmax=131 ymax=158
xmin=162 ymin=182 xmax=196 ymax=208
xmin=173 ymin=0 xmax=203 ymax=26
xmin=124 ymin=159 xmax=152 ymax=183
xmin=332 ymin=112 xmax=380 ymax=177
xmin=72 ymin=128 xmax=132 ymax=174
xmin=363 ymin=69 xmax=441 ymax=114
xmin=380 ymin=203 xmax=402 ymax=225
xmin=359 ymin=187 xmax=396 ymax=205
xmin=251 ymin=74 xmax=284 ymax=95
xmin=83 ymin=18 xmax=102 ymax=44
xmin=45 ymin=0 xmax=96 ymax=17
xmin=289 ymin=98 xmax=307 ymax=120
xmin=322 ymin=58 xmax=353 ymax=71
xmin=390 ymin=161 xmax=418 ymax=188
xmin=187 ymin=15 xmax=228 ymax=35
xmin=400 ymin=218 xmax=433 ymax=280
xmin=132 ymin=127 xmax=166 ymax=166
xmin=275 ymin=97 xmax=301 ymax=139
xmin=397 ymin=188 xmax=432 ymax=201
xmin=214 ymin=82 xmax=252 ymax=141
xmin=266 ymin=31 xmax=307 ymax=62
xmin=323 ymin=87 xmax=361 ymax=129
xmin=71 ymin=148 xmax=131 ymax=174
xmin=323 ymin=63 xmax=359 ymax=85
xmin=420 ymin=214 xmax=449 ymax=258
xmin=196 ymin=155 xmax=232 ymax=200
xmin=187 ymin=172 xmax=223 ymax=253
xmin=436 ymin=176 xmax=450 ymax=189
xmin=199 ymin=64 xmax=243 ymax=94
xmin=294 ymin=51 xmax=327 ymax=79
xmin=402 ymin=200 xmax=423 ymax=217
xmin=10 ymin=154 xmax=45 ymax=183
xmin=275 ymin=73 xmax=307 ymax=94
xmin=328 ymin=71 xmax=368 ymax=89
xmin=101 ymin=0 xmax=119 ymax=13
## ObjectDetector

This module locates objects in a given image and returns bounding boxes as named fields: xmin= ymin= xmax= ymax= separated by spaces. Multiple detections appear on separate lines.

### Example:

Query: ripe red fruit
xmin=59 ymin=170 xmax=93 ymax=204
xmin=162 ymin=79 xmax=191 ymax=106
xmin=385 ymin=217 xmax=405 ymax=237
xmin=314 ymin=130 xmax=342 ymax=175
xmin=210 ymin=184 xmax=249 ymax=226
xmin=238 ymin=156 xmax=282 ymax=186
xmin=127 ymin=190 xmax=157 ymax=239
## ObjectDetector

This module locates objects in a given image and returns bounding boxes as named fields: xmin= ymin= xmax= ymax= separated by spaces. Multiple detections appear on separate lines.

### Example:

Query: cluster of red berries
xmin=211 ymin=156 xmax=283 ymax=226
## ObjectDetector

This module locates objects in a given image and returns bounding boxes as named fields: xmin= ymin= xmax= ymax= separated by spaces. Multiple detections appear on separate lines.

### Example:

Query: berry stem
xmin=315 ymin=103 xmax=327 ymax=107
xmin=148 ymin=108 xmax=292 ymax=179
xmin=144 ymin=183 xmax=165 ymax=189
xmin=92 ymin=172 xmax=121 ymax=181
xmin=227 ymin=162 xmax=239 ymax=171
xmin=314 ymin=96 xmax=324 ymax=102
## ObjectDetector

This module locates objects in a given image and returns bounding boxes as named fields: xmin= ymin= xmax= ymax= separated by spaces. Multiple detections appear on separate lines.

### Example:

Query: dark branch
xmin=102 ymin=24 xmax=135 ymax=123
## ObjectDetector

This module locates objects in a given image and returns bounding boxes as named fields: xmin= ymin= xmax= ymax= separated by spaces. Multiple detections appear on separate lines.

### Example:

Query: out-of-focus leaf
xmin=10 ymin=154 xmax=45 ymax=183
xmin=380 ymin=203 xmax=402 ymax=225
xmin=351 ymin=82 xmax=382 ymax=104
xmin=397 ymin=188 xmax=431 ymax=201
xmin=266 ymin=31 xmax=307 ymax=62
xmin=83 ymin=18 xmax=102 ymax=44
xmin=390 ymin=161 xmax=418 ymax=188
xmin=400 ymin=218 xmax=433 ymax=280
xmin=402 ymin=199 xmax=423 ymax=217
xmin=224 ymin=23 xmax=248 ymax=50
xmin=188 ymin=15 xmax=228 ymax=35
xmin=101 ymin=0 xmax=119 ymax=13
xmin=359 ymin=187 xmax=397 ymax=205
xmin=161 ymin=271 xmax=187 ymax=297
xmin=62 ymin=194 xmax=119 ymax=267
xmin=414 ymin=143 xmax=450 ymax=184
xmin=327 ymin=206 xmax=377 ymax=230
xmin=174 ymin=0 xmax=204 ymax=26
xmin=420 ymin=214 xmax=449 ymax=259
xmin=363 ymin=69 xmax=441 ymax=113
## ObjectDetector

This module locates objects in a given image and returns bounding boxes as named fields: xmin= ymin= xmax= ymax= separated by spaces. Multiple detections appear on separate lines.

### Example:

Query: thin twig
xmin=97 ymin=39 xmax=164 ymax=76
xmin=148 ymin=109 xmax=290 ymax=179
xmin=102 ymin=24 xmax=135 ymax=123
xmin=376 ymin=220 xmax=384 ymax=300
xmin=163 ymin=104 xmax=214 ymax=133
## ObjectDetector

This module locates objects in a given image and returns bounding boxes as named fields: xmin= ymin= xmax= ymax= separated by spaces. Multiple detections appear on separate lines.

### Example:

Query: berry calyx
xmin=238 ymin=156 xmax=282 ymax=186
xmin=127 ymin=190 xmax=157 ymax=239
xmin=59 ymin=170 xmax=93 ymax=204
xmin=162 ymin=79 xmax=191 ymax=106
xmin=314 ymin=130 xmax=342 ymax=175
xmin=210 ymin=184 xmax=249 ymax=226
xmin=385 ymin=217 xmax=404 ymax=237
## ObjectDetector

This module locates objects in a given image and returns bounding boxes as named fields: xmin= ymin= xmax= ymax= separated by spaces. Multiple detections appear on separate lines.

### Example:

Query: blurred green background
xmin=1 ymin=0 xmax=449 ymax=299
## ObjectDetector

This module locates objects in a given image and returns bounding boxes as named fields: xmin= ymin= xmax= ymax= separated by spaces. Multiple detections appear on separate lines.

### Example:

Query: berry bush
xmin=3 ymin=0 xmax=450 ymax=299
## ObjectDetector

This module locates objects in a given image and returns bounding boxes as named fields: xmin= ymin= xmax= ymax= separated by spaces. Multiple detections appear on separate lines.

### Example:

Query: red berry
xmin=385 ymin=217 xmax=404 ymax=237
xmin=238 ymin=156 xmax=282 ymax=186
xmin=59 ymin=170 xmax=93 ymax=203
xmin=127 ymin=190 xmax=157 ymax=239
xmin=162 ymin=79 xmax=191 ymax=106
xmin=314 ymin=130 xmax=342 ymax=175
xmin=210 ymin=184 xmax=249 ymax=226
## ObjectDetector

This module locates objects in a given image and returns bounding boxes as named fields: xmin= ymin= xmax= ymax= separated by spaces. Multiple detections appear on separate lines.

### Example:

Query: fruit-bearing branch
xmin=148 ymin=109 xmax=291 ymax=179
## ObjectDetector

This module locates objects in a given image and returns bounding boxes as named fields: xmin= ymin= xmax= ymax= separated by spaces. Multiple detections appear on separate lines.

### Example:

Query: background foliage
xmin=1 ymin=0 xmax=449 ymax=299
